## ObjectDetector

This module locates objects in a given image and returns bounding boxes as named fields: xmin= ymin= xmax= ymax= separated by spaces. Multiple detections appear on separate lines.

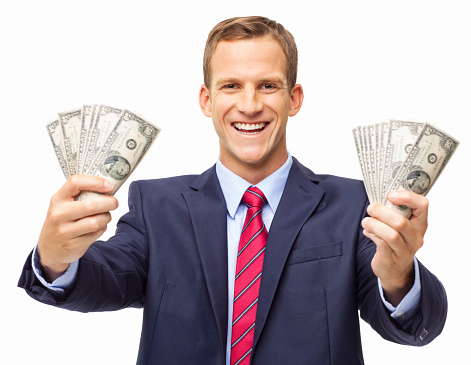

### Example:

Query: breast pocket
xmin=286 ymin=242 xmax=342 ymax=265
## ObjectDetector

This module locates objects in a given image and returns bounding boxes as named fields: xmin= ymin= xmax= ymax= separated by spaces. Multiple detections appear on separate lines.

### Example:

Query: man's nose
xmin=236 ymin=87 xmax=263 ymax=116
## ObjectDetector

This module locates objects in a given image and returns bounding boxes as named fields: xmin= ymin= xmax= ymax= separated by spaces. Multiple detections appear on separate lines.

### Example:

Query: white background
xmin=1 ymin=1 xmax=470 ymax=364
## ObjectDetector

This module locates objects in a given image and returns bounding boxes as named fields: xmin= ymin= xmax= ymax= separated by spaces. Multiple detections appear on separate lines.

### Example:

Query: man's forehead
xmin=210 ymin=38 xmax=288 ymax=83
xmin=212 ymin=37 xmax=284 ymax=60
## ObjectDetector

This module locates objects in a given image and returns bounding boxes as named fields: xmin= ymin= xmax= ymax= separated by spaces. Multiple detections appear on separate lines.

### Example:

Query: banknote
xmin=58 ymin=108 xmax=82 ymax=176
xmin=46 ymin=120 xmax=70 ymax=179
xmin=82 ymin=104 xmax=123 ymax=175
xmin=353 ymin=127 xmax=374 ymax=203
xmin=76 ymin=104 xmax=95 ymax=174
xmin=385 ymin=123 xmax=459 ymax=217
xmin=366 ymin=124 xmax=378 ymax=202
xmin=377 ymin=122 xmax=390 ymax=202
xmin=77 ymin=110 xmax=160 ymax=200
xmin=381 ymin=120 xmax=423 ymax=203
xmin=353 ymin=119 xmax=459 ymax=217
xmin=46 ymin=104 xmax=161 ymax=200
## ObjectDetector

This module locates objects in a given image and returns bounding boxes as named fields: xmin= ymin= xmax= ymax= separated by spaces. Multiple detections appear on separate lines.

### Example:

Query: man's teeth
xmin=233 ymin=122 xmax=266 ymax=134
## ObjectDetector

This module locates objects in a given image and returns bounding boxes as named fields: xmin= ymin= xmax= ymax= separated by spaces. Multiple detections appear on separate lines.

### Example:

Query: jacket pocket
xmin=286 ymin=242 xmax=342 ymax=265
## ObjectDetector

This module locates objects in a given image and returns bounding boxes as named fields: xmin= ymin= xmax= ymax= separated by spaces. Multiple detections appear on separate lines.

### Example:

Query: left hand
xmin=362 ymin=190 xmax=428 ymax=306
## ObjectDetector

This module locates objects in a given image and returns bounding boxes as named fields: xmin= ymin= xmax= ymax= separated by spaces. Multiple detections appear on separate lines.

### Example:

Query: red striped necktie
xmin=230 ymin=186 xmax=268 ymax=365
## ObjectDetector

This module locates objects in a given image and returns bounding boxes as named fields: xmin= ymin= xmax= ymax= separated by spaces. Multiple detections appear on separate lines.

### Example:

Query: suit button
xmin=419 ymin=328 xmax=429 ymax=341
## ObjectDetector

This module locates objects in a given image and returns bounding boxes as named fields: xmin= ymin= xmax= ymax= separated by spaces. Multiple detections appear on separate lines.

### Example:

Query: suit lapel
xmin=182 ymin=166 xmax=229 ymax=356
xmin=253 ymin=159 xmax=326 ymax=349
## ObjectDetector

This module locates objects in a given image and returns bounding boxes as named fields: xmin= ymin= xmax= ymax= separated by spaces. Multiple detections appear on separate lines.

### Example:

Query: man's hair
xmin=203 ymin=16 xmax=298 ymax=91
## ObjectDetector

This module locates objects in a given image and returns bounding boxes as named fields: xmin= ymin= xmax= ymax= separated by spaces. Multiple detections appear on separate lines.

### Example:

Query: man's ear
xmin=199 ymin=84 xmax=212 ymax=117
xmin=288 ymin=84 xmax=304 ymax=117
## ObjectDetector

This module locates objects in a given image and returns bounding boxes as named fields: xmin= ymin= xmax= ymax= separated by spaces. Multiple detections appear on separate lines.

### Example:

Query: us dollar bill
xmin=381 ymin=120 xmax=423 ymax=203
xmin=82 ymin=104 xmax=122 ymax=174
xmin=76 ymin=110 xmax=161 ymax=200
xmin=353 ymin=127 xmax=374 ymax=203
xmin=46 ymin=120 xmax=70 ymax=179
xmin=76 ymin=104 xmax=95 ymax=174
xmin=58 ymin=108 xmax=82 ymax=176
xmin=366 ymin=124 xmax=379 ymax=202
xmin=377 ymin=122 xmax=390 ymax=202
xmin=361 ymin=126 xmax=375 ymax=201
xmin=385 ymin=123 xmax=460 ymax=217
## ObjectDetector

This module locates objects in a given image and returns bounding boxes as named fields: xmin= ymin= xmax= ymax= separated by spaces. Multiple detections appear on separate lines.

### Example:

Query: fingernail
xmin=388 ymin=191 xmax=398 ymax=200
xmin=362 ymin=217 xmax=370 ymax=227
xmin=104 ymin=180 xmax=114 ymax=190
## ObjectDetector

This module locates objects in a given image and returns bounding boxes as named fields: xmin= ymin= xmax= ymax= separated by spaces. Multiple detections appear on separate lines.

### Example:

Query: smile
xmin=233 ymin=122 xmax=267 ymax=135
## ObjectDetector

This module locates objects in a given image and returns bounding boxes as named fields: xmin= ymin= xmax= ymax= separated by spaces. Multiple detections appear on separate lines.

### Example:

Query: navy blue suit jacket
xmin=19 ymin=158 xmax=447 ymax=364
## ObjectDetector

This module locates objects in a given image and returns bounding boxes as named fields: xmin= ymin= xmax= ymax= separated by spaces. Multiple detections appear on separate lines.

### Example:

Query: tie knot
xmin=242 ymin=187 xmax=267 ymax=209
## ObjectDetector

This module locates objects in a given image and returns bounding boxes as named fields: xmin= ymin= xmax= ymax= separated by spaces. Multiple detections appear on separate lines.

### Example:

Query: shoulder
xmin=293 ymin=158 xmax=367 ymax=200
xmin=133 ymin=174 xmax=199 ymax=193
xmin=314 ymin=175 xmax=369 ymax=213
xmin=125 ymin=164 xmax=217 ymax=204
xmin=316 ymin=174 xmax=365 ymax=194
xmin=126 ymin=175 xmax=199 ymax=208
xmin=119 ymin=175 xmax=200 ymax=219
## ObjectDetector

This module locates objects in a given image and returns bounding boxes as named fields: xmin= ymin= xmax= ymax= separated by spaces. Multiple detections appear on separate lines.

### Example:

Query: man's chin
xmin=230 ymin=148 xmax=286 ymax=169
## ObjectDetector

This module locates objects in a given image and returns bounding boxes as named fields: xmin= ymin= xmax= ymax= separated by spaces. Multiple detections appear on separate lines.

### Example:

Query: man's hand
xmin=361 ymin=190 xmax=428 ymax=306
xmin=37 ymin=175 xmax=119 ymax=282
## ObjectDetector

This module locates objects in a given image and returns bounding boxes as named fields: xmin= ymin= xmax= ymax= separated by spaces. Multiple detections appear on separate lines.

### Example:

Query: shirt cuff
xmin=378 ymin=257 xmax=421 ymax=328
xmin=32 ymin=245 xmax=79 ymax=295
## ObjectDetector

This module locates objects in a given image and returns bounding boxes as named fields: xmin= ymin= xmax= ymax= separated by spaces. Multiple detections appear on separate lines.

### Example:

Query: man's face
xmin=199 ymin=37 xmax=303 ymax=180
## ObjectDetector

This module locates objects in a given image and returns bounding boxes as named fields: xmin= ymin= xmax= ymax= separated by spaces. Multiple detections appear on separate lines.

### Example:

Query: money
xmin=353 ymin=120 xmax=459 ymax=217
xmin=46 ymin=120 xmax=70 ymax=179
xmin=82 ymin=104 xmax=123 ymax=174
xmin=58 ymin=108 xmax=82 ymax=176
xmin=381 ymin=120 xmax=424 ymax=203
xmin=46 ymin=104 xmax=161 ymax=199
xmin=76 ymin=104 xmax=95 ymax=174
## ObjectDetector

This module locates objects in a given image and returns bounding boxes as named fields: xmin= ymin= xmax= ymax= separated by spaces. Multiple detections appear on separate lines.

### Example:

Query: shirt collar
xmin=216 ymin=152 xmax=293 ymax=218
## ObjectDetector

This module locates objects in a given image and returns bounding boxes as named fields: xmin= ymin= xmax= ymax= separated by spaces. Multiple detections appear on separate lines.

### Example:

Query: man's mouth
xmin=233 ymin=122 xmax=267 ymax=135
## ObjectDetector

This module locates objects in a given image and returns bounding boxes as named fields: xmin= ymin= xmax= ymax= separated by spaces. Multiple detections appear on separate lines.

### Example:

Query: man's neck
xmin=219 ymin=151 xmax=289 ymax=185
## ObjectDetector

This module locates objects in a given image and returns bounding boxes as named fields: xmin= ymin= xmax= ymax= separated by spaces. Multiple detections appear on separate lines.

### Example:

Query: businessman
xmin=19 ymin=16 xmax=447 ymax=364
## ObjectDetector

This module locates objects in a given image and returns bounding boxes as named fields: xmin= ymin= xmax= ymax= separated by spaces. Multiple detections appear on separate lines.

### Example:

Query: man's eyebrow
xmin=214 ymin=78 xmax=241 ymax=87
xmin=214 ymin=77 xmax=287 ymax=87
xmin=259 ymin=77 xmax=286 ymax=86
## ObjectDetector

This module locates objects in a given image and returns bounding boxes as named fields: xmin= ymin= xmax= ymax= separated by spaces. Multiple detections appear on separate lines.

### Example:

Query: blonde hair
xmin=203 ymin=16 xmax=298 ymax=91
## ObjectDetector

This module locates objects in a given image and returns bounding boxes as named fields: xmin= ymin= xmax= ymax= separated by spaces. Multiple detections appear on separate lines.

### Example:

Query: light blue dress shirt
xmin=33 ymin=153 xmax=421 ymax=363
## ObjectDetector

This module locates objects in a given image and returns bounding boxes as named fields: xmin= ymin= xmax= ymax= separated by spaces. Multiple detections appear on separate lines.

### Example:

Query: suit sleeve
xmin=18 ymin=181 xmax=149 ymax=313
xmin=356 ymin=199 xmax=447 ymax=346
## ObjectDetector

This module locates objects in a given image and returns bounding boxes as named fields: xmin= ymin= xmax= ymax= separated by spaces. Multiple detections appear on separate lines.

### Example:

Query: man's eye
xmin=261 ymin=84 xmax=277 ymax=90
xmin=223 ymin=84 xmax=237 ymax=89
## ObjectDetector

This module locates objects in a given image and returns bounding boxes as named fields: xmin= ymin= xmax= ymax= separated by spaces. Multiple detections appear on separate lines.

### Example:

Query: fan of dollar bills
xmin=47 ymin=104 xmax=161 ymax=200
xmin=352 ymin=120 xmax=459 ymax=217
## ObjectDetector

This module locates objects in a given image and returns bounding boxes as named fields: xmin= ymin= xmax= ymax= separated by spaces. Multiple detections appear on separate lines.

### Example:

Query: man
xmin=19 ymin=16 xmax=447 ymax=364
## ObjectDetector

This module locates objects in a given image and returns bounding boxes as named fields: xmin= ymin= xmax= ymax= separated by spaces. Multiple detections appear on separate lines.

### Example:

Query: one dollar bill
xmin=385 ymin=123 xmax=460 ymax=217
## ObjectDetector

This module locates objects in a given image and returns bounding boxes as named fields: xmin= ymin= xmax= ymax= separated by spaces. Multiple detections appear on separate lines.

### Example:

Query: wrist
xmin=381 ymin=265 xmax=415 ymax=307
xmin=37 ymin=246 xmax=70 ymax=283
xmin=40 ymin=260 xmax=70 ymax=283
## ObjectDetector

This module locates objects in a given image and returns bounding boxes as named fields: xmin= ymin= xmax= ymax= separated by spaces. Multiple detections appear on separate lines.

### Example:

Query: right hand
xmin=37 ymin=175 xmax=119 ymax=281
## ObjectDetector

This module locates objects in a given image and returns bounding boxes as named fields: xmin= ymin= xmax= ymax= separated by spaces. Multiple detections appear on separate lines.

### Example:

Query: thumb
xmin=57 ymin=175 xmax=115 ymax=200
xmin=387 ymin=190 xmax=429 ymax=225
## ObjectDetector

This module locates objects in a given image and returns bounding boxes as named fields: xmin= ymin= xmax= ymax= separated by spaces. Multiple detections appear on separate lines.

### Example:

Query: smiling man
xmin=19 ymin=16 xmax=447 ymax=365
